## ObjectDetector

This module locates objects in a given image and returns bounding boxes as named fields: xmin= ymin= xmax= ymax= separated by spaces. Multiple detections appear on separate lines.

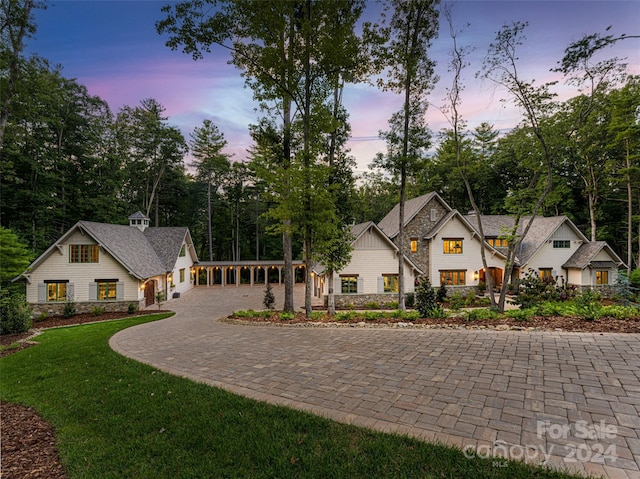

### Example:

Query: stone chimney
xmin=128 ymin=211 xmax=150 ymax=232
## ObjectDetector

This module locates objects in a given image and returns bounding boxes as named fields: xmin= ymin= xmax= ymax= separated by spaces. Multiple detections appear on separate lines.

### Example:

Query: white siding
xmin=526 ymin=236 xmax=585 ymax=283
xmin=325 ymin=228 xmax=416 ymax=295
xmin=430 ymin=219 xmax=504 ymax=286
xmin=27 ymin=235 xmax=141 ymax=304
xmin=170 ymin=241 xmax=196 ymax=296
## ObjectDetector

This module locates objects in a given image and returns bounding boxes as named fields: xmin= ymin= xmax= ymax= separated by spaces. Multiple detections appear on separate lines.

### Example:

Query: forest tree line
xmin=2 ymin=0 xmax=639 ymax=291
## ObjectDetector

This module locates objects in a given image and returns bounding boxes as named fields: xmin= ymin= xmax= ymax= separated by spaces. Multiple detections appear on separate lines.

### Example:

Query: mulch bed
xmin=227 ymin=311 xmax=640 ymax=333
xmin=1 ymin=309 xmax=638 ymax=479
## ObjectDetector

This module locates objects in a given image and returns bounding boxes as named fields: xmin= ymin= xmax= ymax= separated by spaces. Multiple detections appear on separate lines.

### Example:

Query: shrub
xmin=504 ymin=309 xmax=531 ymax=321
xmin=464 ymin=290 xmax=476 ymax=306
xmin=448 ymin=292 xmax=465 ymax=311
xmin=466 ymin=308 xmax=501 ymax=321
xmin=92 ymin=306 xmax=105 ymax=317
xmin=514 ymin=269 xmax=569 ymax=308
xmin=336 ymin=311 xmax=356 ymax=321
xmin=363 ymin=311 xmax=383 ymax=321
xmin=477 ymin=281 xmax=486 ymax=295
xmin=423 ymin=305 xmax=446 ymax=318
xmin=385 ymin=301 xmax=399 ymax=309
xmin=232 ymin=309 xmax=256 ymax=318
xmin=415 ymin=277 xmax=438 ymax=317
xmin=35 ymin=311 xmax=48 ymax=322
xmin=600 ymin=305 xmax=640 ymax=319
xmin=309 ymin=311 xmax=324 ymax=321
xmin=155 ymin=292 xmax=165 ymax=309
xmin=0 ymin=293 xmax=32 ymax=335
xmin=279 ymin=311 xmax=295 ymax=320
xmin=405 ymin=293 xmax=415 ymax=308
xmin=364 ymin=301 xmax=380 ymax=310
xmin=128 ymin=302 xmax=138 ymax=314
xmin=403 ymin=311 xmax=420 ymax=321
xmin=629 ymin=268 xmax=640 ymax=291
xmin=63 ymin=301 xmax=76 ymax=319
xmin=436 ymin=284 xmax=447 ymax=303
xmin=263 ymin=283 xmax=275 ymax=310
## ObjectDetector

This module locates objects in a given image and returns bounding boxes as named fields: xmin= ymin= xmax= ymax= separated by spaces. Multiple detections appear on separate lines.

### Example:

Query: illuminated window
xmin=553 ymin=240 xmax=570 ymax=249
xmin=97 ymin=280 xmax=117 ymax=300
xmin=341 ymin=275 xmax=358 ymax=294
xmin=410 ymin=238 xmax=418 ymax=253
xmin=488 ymin=238 xmax=508 ymax=247
xmin=383 ymin=275 xmax=399 ymax=293
xmin=539 ymin=268 xmax=552 ymax=279
xmin=440 ymin=270 xmax=466 ymax=286
xmin=443 ymin=239 xmax=463 ymax=254
xmin=69 ymin=244 xmax=99 ymax=263
xmin=46 ymin=281 xmax=67 ymax=302
xmin=595 ymin=270 xmax=608 ymax=285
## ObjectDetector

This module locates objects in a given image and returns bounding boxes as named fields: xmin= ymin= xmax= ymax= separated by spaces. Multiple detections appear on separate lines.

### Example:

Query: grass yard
xmin=1 ymin=314 xmax=580 ymax=479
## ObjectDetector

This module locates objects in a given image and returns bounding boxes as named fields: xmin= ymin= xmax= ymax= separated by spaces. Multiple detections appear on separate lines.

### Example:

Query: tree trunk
xmin=328 ymin=269 xmax=335 ymax=315
xmin=207 ymin=179 xmax=213 ymax=262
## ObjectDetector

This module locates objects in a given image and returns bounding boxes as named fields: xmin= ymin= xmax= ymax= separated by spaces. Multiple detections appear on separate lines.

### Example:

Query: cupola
xmin=128 ymin=211 xmax=150 ymax=232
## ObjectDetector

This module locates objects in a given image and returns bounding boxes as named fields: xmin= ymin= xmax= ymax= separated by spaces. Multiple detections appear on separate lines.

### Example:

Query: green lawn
xmin=1 ymin=315 xmax=581 ymax=479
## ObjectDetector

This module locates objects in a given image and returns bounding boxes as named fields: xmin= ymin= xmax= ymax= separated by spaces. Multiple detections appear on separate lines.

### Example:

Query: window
xmin=553 ymin=240 xmax=570 ymax=249
xmin=488 ymin=238 xmax=508 ymax=248
xmin=443 ymin=239 xmax=463 ymax=254
xmin=179 ymin=244 xmax=186 ymax=257
xmin=440 ymin=270 xmax=466 ymax=286
xmin=383 ymin=275 xmax=398 ymax=293
xmin=410 ymin=238 xmax=418 ymax=253
xmin=340 ymin=275 xmax=358 ymax=294
xmin=596 ymin=270 xmax=608 ymax=285
xmin=97 ymin=279 xmax=117 ymax=300
xmin=539 ymin=268 xmax=552 ymax=279
xmin=45 ymin=281 xmax=67 ymax=302
xmin=180 ymin=268 xmax=185 ymax=283
xmin=69 ymin=244 xmax=99 ymax=263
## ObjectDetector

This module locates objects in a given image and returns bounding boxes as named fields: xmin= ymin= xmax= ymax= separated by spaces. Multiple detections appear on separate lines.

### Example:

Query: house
xmin=312 ymin=221 xmax=423 ymax=308
xmin=16 ymin=212 xmax=198 ymax=315
xmin=317 ymin=192 xmax=624 ymax=304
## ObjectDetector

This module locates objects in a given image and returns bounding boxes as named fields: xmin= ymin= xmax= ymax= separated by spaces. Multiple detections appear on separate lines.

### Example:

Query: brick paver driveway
xmin=111 ymin=286 xmax=640 ymax=479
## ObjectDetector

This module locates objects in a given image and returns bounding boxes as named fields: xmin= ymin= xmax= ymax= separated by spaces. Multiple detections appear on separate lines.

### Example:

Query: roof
xmin=378 ymin=192 xmax=451 ymax=239
xmin=17 ymin=220 xmax=197 ymax=282
xmin=128 ymin=211 xmax=149 ymax=220
xmin=463 ymin=214 xmax=587 ymax=265
xmin=562 ymin=241 xmax=625 ymax=270
xmin=312 ymin=221 xmax=424 ymax=275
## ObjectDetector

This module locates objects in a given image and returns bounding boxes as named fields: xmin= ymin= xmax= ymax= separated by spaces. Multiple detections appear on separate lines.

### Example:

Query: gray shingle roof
xmin=78 ymin=222 xmax=167 ymax=279
xmin=144 ymin=227 xmax=190 ymax=270
xmin=562 ymin=241 xmax=623 ymax=269
xmin=378 ymin=192 xmax=448 ymax=239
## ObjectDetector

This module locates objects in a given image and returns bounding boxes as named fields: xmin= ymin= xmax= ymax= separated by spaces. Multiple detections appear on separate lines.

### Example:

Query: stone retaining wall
xmin=30 ymin=300 xmax=145 ymax=317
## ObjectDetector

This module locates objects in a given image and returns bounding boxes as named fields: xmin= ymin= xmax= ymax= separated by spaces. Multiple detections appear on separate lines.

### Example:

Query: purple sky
xmin=26 ymin=1 xmax=640 ymax=174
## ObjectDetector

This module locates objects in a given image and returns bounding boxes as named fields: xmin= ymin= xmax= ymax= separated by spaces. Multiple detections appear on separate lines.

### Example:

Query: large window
xmin=180 ymin=268 xmax=185 ymax=283
xmin=443 ymin=239 xmax=463 ymax=254
xmin=383 ymin=275 xmax=399 ymax=293
xmin=440 ymin=270 xmax=466 ymax=286
xmin=553 ymin=240 xmax=570 ymax=249
xmin=97 ymin=279 xmax=117 ymax=300
xmin=340 ymin=275 xmax=358 ymax=294
xmin=70 ymin=244 xmax=99 ymax=263
xmin=596 ymin=270 xmax=609 ymax=285
xmin=46 ymin=281 xmax=67 ymax=302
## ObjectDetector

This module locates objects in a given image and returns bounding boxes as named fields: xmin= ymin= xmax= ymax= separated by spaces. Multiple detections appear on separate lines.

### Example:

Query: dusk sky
xmin=26 ymin=1 xmax=640 ymax=174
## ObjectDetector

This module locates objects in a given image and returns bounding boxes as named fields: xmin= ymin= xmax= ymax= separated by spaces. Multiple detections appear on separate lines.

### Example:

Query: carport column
xmin=250 ymin=267 xmax=254 ymax=286
xmin=222 ymin=267 xmax=226 ymax=287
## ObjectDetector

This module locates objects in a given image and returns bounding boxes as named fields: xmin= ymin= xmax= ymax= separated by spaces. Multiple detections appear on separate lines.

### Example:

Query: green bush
xmin=127 ymin=302 xmax=138 ymax=314
xmin=448 ymin=292 xmax=464 ymax=311
xmin=464 ymin=290 xmax=476 ymax=306
xmin=35 ymin=311 xmax=49 ymax=322
xmin=423 ymin=305 xmax=446 ymax=318
xmin=403 ymin=310 xmax=420 ymax=321
xmin=0 ymin=293 xmax=32 ymax=335
xmin=629 ymin=268 xmax=640 ymax=291
xmin=504 ymin=309 xmax=531 ymax=321
xmin=309 ymin=311 xmax=324 ymax=320
xmin=63 ymin=301 xmax=76 ymax=319
xmin=405 ymin=293 xmax=415 ymax=308
xmin=415 ymin=277 xmax=438 ymax=317
xmin=599 ymin=305 xmax=640 ymax=319
xmin=263 ymin=283 xmax=275 ymax=310
xmin=363 ymin=311 xmax=383 ymax=321
xmin=279 ymin=311 xmax=295 ymax=320
xmin=364 ymin=301 xmax=380 ymax=309
xmin=335 ymin=311 xmax=356 ymax=321
xmin=436 ymin=284 xmax=447 ymax=303
xmin=232 ymin=309 xmax=256 ymax=318
xmin=465 ymin=308 xmax=501 ymax=321
xmin=92 ymin=306 xmax=105 ymax=317
xmin=385 ymin=301 xmax=399 ymax=309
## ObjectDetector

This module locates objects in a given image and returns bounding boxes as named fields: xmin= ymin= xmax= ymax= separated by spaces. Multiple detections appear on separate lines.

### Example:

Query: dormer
xmin=128 ymin=211 xmax=150 ymax=232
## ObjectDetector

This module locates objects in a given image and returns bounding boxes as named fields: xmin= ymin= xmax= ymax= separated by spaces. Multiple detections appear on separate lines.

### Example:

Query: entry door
xmin=144 ymin=280 xmax=155 ymax=307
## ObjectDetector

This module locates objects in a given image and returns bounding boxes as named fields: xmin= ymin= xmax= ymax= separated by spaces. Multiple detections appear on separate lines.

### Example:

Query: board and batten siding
xmin=171 ymin=241 xmax=196 ymax=295
xmin=430 ymin=218 xmax=504 ymax=287
xmin=330 ymin=228 xmax=416 ymax=295
xmin=525 ymin=233 xmax=585 ymax=279
xmin=27 ymin=231 xmax=141 ymax=304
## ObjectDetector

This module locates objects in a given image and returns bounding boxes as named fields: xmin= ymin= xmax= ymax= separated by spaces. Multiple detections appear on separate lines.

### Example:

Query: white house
xmin=312 ymin=221 xmax=422 ymax=307
xmin=16 ymin=212 xmax=198 ymax=315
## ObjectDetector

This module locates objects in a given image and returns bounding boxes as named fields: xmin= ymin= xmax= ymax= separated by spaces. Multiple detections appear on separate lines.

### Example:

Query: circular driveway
xmin=110 ymin=286 xmax=640 ymax=479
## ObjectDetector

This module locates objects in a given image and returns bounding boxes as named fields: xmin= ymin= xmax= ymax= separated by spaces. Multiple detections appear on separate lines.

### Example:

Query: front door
xmin=144 ymin=280 xmax=155 ymax=307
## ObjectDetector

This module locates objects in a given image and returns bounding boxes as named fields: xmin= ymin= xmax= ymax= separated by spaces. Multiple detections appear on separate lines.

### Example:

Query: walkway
xmin=110 ymin=286 xmax=640 ymax=479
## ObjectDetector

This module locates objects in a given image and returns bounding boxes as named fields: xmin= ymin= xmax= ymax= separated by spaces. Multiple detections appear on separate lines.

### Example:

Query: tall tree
xmin=189 ymin=119 xmax=231 ymax=262
xmin=374 ymin=0 xmax=439 ymax=309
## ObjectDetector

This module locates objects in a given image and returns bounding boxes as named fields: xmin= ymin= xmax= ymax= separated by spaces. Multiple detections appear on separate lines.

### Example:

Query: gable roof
xmin=312 ymin=222 xmax=424 ymax=275
xmin=463 ymin=214 xmax=588 ymax=265
xmin=562 ymin=241 xmax=625 ymax=270
xmin=378 ymin=192 xmax=451 ymax=239
xmin=17 ymin=220 xmax=198 ymax=282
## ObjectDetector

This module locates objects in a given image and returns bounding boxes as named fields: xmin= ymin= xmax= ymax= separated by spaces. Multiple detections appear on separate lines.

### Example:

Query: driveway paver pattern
xmin=111 ymin=286 xmax=640 ymax=479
